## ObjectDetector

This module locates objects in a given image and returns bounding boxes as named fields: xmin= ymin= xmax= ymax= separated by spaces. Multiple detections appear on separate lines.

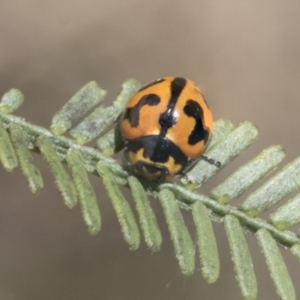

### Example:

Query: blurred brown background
xmin=1 ymin=1 xmax=300 ymax=299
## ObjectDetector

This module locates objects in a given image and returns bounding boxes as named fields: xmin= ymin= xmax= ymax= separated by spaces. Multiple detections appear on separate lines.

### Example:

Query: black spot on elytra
xmin=159 ymin=108 xmax=176 ymax=129
xmin=184 ymin=99 xmax=209 ymax=145
xmin=123 ymin=94 xmax=160 ymax=127
xmin=127 ymin=135 xmax=188 ymax=166
xmin=159 ymin=77 xmax=186 ymax=136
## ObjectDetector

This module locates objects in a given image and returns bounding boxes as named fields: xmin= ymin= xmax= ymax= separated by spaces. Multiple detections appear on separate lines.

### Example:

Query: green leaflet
xmin=70 ymin=79 xmax=141 ymax=144
xmin=256 ymin=229 xmax=296 ymax=300
xmin=0 ymin=89 xmax=24 ymax=114
xmin=211 ymin=146 xmax=285 ymax=203
xmin=192 ymin=201 xmax=219 ymax=283
xmin=0 ymin=119 xmax=18 ymax=171
xmin=270 ymin=192 xmax=300 ymax=230
xmin=158 ymin=188 xmax=195 ymax=276
xmin=224 ymin=215 xmax=257 ymax=300
xmin=10 ymin=123 xmax=43 ymax=193
xmin=128 ymin=176 xmax=162 ymax=252
xmin=97 ymin=162 xmax=140 ymax=250
xmin=66 ymin=149 xmax=101 ymax=235
xmin=37 ymin=135 xmax=78 ymax=209
xmin=50 ymin=81 xmax=106 ymax=135
xmin=241 ymin=157 xmax=300 ymax=217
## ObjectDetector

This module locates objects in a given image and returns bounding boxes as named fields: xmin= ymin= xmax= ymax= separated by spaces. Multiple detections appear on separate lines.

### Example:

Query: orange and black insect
xmin=120 ymin=77 xmax=213 ymax=181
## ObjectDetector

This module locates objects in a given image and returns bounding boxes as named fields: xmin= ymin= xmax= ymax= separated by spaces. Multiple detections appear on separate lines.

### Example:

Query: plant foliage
xmin=0 ymin=80 xmax=300 ymax=300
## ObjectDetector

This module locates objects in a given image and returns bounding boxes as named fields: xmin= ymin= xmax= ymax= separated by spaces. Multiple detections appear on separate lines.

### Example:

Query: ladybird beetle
xmin=120 ymin=77 xmax=213 ymax=182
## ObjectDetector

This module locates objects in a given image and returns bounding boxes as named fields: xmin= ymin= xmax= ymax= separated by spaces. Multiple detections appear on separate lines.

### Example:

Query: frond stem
xmin=0 ymin=112 xmax=127 ymax=178
xmin=162 ymin=184 xmax=300 ymax=247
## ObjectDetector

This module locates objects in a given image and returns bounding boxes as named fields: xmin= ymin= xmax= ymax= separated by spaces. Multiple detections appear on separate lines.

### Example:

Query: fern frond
xmin=1 ymin=79 xmax=300 ymax=300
